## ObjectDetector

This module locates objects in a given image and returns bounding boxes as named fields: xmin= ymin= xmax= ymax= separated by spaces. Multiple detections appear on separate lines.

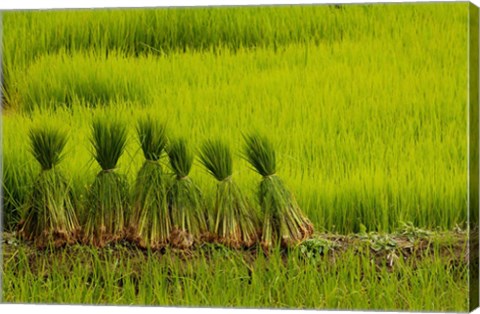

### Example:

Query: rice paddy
xmin=0 ymin=2 xmax=476 ymax=311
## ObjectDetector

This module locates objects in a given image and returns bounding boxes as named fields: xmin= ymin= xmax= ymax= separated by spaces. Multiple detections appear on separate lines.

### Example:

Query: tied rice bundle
xmin=244 ymin=134 xmax=314 ymax=250
xmin=199 ymin=140 xmax=258 ymax=248
xmin=83 ymin=117 xmax=129 ymax=247
xmin=167 ymin=138 xmax=207 ymax=249
xmin=19 ymin=126 xmax=79 ymax=248
xmin=129 ymin=117 xmax=171 ymax=250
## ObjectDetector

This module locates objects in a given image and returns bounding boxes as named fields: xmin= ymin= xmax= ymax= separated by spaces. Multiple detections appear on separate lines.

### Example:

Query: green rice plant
xmin=244 ymin=133 xmax=313 ymax=249
xmin=18 ymin=126 xmax=79 ymax=248
xmin=83 ymin=117 xmax=129 ymax=247
xmin=199 ymin=140 xmax=258 ymax=248
xmin=128 ymin=117 xmax=171 ymax=250
xmin=1 ymin=3 xmax=470 ymax=234
xmin=167 ymin=138 xmax=208 ymax=248
xmin=2 ymin=155 xmax=33 ymax=232
xmin=2 ymin=4 xmax=388 ymax=109
xmin=14 ymin=52 xmax=152 ymax=111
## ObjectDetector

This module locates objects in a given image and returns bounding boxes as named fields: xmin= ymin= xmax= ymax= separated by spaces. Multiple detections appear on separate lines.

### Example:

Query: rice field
xmin=0 ymin=2 xmax=476 ymax=311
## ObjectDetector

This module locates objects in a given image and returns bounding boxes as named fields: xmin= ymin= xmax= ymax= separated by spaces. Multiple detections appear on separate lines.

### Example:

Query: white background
xmin=0 ymin=0 xmax=478 ymax=314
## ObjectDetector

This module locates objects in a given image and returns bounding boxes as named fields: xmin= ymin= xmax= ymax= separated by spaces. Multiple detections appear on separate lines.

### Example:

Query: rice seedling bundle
xmin=244 ymin=134 xmax=314 ymax=249
xmin=19 ymin=126 xmax=79 ymax=248
xmin=83 ymin=117 xmax=129 ymax=247
xmin=167 ymin=138 xmax=208 ymax=249
xmin=128 ymin=117 xmax=171 ymax=250
xmin=199 ymin=140 xmax=258 ymax=248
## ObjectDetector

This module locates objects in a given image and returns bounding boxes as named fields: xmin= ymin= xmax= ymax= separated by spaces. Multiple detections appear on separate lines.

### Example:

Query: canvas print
xmin=0 ymin=2 xmax=479 ymax=312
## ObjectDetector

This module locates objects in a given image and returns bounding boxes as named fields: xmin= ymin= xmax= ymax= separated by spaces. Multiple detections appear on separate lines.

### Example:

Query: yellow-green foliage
xmin=2 ymin=3 xmax=470 ymax=234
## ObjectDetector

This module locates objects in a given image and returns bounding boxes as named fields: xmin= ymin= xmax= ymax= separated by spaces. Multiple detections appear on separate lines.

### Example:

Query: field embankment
xmin=1 ymin=228 xmax=471 ymax=310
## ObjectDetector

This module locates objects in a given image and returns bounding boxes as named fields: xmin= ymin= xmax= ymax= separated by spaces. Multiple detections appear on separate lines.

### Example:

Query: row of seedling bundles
xmin=18 ymin=117 xmax=314 ymax=250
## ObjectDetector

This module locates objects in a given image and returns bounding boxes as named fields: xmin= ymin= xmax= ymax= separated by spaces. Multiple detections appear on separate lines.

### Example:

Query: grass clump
xmin=244 ymin=134 xmax=314 ymax=250
xmin=167 ymin=138 xmax=208 ymax=249
xmin=19 ymin=126 xmax=79 ymax=248
xmin=199 ymin=140 xmax=258 ymax=248
xmin=83 ymin=117 xmax=129 ymax=247
xmin=128 ymin=117 xmax=171 ymax=250
xmin=2 ymin=155 xmax=33 ymax=232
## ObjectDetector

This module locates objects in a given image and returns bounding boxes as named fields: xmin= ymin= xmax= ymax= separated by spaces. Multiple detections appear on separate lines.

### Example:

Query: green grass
xmin=1 ymin=237 xmax=469 ymax=311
